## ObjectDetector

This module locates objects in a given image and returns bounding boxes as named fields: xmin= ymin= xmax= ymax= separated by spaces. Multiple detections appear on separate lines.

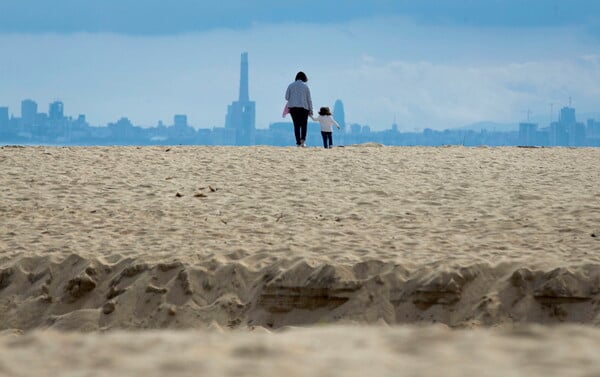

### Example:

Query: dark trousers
xmin=321 ymin=131 xmax=333 ymax=148
xmin=289 ymin=107 xmax=309 ymax=145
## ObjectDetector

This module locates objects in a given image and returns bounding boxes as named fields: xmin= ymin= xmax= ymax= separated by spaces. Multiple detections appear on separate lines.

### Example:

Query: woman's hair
xmin=295 ymin=71 xmax=308 ymax=82
xmin=318 ymin=107 xmax=332 ymax=116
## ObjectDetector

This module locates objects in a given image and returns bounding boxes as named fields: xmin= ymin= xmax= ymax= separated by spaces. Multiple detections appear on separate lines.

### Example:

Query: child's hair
xmin=318 ymin=107 xmax=332 ymax=116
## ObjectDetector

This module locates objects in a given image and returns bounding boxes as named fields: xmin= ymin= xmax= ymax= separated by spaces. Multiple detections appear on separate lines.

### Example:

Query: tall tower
xmin=225 ymin=52 xmax=256 ymax=145
xmin=333 ymin=99 xmax=346 ymax=131
xmin=333 ymin=99 xmax=346 ymax=145
xmin=239 ymin=52 xmax=249 ymax=102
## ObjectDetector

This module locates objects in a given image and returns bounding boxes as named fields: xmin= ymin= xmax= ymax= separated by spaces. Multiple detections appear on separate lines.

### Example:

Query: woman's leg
xmin=294 ymin=124 xmax=302 ymax=146
xmin=300 ymin=114 xmax=308 ymax=144
xmin=289 ymin=108 xmax=302 ymax=145
xmin=289 ymin=107 xmax=309 ymax=146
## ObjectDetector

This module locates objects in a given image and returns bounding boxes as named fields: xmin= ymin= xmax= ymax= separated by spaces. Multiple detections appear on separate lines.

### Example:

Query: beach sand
xmin=1 ymin=145 xmax=600 ymax=375
xmin=2 ymin=325 xmax=600 ymax=377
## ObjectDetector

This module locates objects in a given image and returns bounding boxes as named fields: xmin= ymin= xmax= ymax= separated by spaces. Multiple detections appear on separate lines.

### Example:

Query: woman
xmin=285 ymin=71 xmax=313 ymax=147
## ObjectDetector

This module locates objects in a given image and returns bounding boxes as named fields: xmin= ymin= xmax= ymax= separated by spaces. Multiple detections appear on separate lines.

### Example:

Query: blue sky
xmin=1 ymin=1 xmax=599 ymax=130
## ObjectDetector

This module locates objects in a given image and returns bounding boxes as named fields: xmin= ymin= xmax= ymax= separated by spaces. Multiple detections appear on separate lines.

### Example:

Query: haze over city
xmin=1 ymin=0 xmax=600 ymax=131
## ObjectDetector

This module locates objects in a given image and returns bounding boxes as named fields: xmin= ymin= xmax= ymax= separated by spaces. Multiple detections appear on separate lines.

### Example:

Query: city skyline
xmin=1 ymin=1 xmax=599 ymax=131
xmin=2 ymin=90 xmax=599 ymax=147
xmin=1 ymin=46 xmax=598 ymax=140
xmin=4 ymin=90 xmax=598 ymax=134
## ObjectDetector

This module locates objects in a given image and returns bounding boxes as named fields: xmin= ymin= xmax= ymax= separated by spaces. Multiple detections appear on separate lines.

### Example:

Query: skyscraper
xmin=0 ymin=107 xmax=8 ymax=127
xmin=552 ymin=105 xmax=584 ymax=146
xmin=49 ymin=101 xmax=64 ymax=120
xmin=333 ymin=99 xmax=346 ymax=145
xmin=518 ymin=122 xmax=537 ymax=146
xmin=559 ymin=106 xmax=576 ymax=125
xmin=239 ymin=53 xmax=249 ymax=103
xmin=225 ymin=52 xmax=256 ymax=145
xmin=333 ymin=100 xmax=346 ymax=131
xmin=21 ymin=99 xmax=37 ymax=127
xmin=173 ymin=114 xmax=188 ymax=128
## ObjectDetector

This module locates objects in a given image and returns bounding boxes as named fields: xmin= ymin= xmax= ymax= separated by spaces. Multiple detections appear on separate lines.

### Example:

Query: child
xmin=310 ymin=106 xmax=340 ymax=148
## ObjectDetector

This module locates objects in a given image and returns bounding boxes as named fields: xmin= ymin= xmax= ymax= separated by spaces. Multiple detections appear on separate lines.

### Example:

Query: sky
xmin=1 ymin=0 xmax=599 ymax=131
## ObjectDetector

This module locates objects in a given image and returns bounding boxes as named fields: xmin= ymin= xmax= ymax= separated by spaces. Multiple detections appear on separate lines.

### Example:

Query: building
xmin=0 ymin=107 xmax=8 ymax=127
xmin=560 ymin=106 xmax=576 ymax=124
xmin=518 ymin=122 xmax=537 ymax=146
xmin=333 ymin=100 xmax=346 ymax=130
xmin=588 ymin=119 xmax=600 ymax=137
xmin=225 ymin=52 xmax=256 ymax=145
xmin=333 ymin=99 xmax=346 ymax=145
xmin=548 ymin=106 xmax=587 ymax=146
xmin=587 ymin=119 xmax=600 ymax=146
xmin=21 ymin=99 xmax=38 ymax=127
xmin=549 ymin=106 xmax=576 ymax=146
xmin=173 ymin=114 xmax=188 ymax=128
xmin=49 ymin=101 xmax=64 ymax=120
xmin=570 ymin=122 xmax=586 ymax=146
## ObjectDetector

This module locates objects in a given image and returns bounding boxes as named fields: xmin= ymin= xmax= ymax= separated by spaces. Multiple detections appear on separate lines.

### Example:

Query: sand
xmin=1 ymin=145 xmax=600 ymax=375
xmin=2 ymin=325 xmax=600 ymax=377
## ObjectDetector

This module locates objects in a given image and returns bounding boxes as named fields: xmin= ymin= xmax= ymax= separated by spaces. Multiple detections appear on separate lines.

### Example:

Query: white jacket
xmin=310 ymin=115 xmax=340 ymax=132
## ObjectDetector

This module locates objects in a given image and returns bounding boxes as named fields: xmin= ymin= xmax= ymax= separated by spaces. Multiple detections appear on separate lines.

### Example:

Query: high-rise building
xmin=550 ymin=105 xmax=587 ymax=146
xmin=174 ymin=114 xmax=188 ymax=128
xmin=559 ymin=106 xmax=576 ymax=125
xmin=333 ymin=99 xmax=346 ymax=145
xmin=570 ymin=122 xmax=586 ymax=146
xmin=549 ymin=106 xmax=577 ymax=146
xmin=225 ymin=52 xmax=256 ymax=145
xmin=333 ymin=99 xmax=346 ymax=131
xmin=21 ymin=99 xmax=37 ymax=127
xmin=49 ymin=101 xmax=64 ymax=120
xmin=238 ymin=53 xmax=249 ymax=103
xmin=587 ymin=119 xmax=600 ymax=138
xmin=0 ymin=107 xmax=8 ymax=127
xmin=518 ymin=122 xmax=537 ymax=146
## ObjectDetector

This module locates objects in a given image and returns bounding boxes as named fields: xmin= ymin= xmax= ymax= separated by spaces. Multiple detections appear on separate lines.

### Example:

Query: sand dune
xmin=1 ymin=145 xmax=600 ymax=374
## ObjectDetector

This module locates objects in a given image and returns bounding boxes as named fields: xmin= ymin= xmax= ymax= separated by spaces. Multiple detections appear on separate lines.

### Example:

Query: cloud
xmin=330 ymin=57 xmax=600 ymax=130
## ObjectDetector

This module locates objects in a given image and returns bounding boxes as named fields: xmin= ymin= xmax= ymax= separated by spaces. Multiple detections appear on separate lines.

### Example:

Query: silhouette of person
xmin=285 ymin=71 xmax=313 ymax=147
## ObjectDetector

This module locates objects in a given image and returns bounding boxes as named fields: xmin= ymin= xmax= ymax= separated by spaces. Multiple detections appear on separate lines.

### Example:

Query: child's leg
xmin=327 ymin=132 xmax=333 ymax=148
xmin=321 ymin=131 xmax=328 ymax=148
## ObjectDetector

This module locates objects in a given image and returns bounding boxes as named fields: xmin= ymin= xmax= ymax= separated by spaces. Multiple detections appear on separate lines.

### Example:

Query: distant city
xmin=1 ymin=53 xmax=599 ymax=147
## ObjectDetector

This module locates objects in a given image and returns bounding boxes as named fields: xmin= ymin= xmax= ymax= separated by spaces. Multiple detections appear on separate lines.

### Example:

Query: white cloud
xmin=328 ymin=57 xmax=600 ymax=130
